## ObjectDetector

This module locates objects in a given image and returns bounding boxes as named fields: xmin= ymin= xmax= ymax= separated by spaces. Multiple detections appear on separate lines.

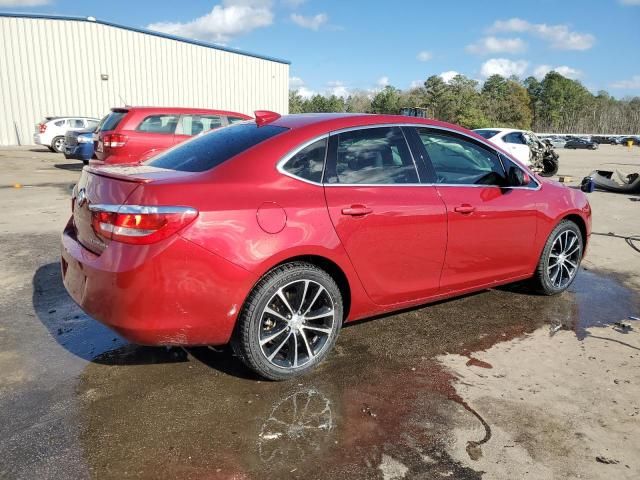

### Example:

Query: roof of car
xmin=111 ymin=106 xmax=251 ymax=118
xmin=270 ymin=113 xmax=473 ymax=135
xmin=474 ymin=127 xmax=524 ymax=134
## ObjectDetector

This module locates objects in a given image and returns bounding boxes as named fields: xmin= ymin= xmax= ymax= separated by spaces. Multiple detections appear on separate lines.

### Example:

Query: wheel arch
xmin=562 ymin=213 xmax=588 ymax=255
xmin=267 ymin=254 xmax=352 ymax=321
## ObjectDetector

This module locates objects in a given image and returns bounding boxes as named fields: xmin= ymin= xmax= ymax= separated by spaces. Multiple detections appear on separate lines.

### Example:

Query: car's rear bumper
xmin=61 ymin=221 xmax=256 ymax=346
xmin=64 ymin=143 xmax=93 ymax=161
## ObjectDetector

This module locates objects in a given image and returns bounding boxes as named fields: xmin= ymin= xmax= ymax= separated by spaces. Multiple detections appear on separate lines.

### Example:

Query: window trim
xmin=411 ymin=125 xmax=541 ymax=191
xmin=135 ymin=114 xmax=180 ymax=134
xmin=276 ymin=134 xmax=329 ymax=186
xmin=276 ymin=123 xmax=539 ymax=190
xmin=324 ymin=125 xmax=422 ymax=186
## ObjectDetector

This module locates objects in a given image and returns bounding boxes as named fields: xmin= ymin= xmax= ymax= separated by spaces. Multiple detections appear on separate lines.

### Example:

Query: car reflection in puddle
xmin=75 ymin=269 xmax=638 ymax=479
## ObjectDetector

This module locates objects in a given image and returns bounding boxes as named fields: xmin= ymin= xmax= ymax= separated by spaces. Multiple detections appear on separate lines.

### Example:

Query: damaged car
xmin=473 ymin=128 xmax=559 ymax=177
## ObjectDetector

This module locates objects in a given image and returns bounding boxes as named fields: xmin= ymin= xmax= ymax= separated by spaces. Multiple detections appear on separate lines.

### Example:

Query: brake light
xmin=102 ymin=133 xmax=128 ymax=148
xmin=89 ymin=205 xmax=198 ymax=245
xmin=39 ymin=123 xmax=47 ymax=133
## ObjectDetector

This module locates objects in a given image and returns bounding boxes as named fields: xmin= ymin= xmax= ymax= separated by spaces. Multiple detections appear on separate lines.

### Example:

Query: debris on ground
xmin=595 ymin=456 xmax=620 ymax=465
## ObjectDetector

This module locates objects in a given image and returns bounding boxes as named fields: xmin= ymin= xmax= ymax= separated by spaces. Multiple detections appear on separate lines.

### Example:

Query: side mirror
xmin=508 ymin=166 xmax=530 ymax=187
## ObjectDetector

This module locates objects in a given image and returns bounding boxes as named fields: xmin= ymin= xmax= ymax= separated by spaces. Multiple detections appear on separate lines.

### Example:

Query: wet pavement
xmin=1 ymin=147 xmax=639 ymax=479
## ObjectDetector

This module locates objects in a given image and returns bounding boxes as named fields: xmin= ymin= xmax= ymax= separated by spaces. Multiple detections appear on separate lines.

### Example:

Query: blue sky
xmin=4 ymin=0 xmax=640 ymax=97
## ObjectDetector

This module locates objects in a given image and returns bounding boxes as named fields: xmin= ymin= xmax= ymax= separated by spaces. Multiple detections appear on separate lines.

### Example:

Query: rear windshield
xmin=145 ymin=123 xmax=288 ymax=172
xmin=474 ymin=129 xmax=500 ymax=139
xmin=99 ymin=111 xmax=128 ymax=132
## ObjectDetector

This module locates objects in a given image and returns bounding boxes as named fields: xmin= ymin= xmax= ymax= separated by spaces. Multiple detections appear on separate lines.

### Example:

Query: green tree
xmin=289 ymin=90 xmax=305 ymax=114
xmin=370 ymin=86 xmax=402 ymax=114
xmin=481 ymin=75 xmax=532 ymax=129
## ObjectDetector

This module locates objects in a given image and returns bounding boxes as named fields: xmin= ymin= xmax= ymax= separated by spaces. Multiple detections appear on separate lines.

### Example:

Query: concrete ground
xmin=0 ymin=145 xmax=638 ymax=479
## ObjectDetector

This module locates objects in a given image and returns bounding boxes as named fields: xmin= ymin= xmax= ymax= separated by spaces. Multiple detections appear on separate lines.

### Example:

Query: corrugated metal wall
xmin=0 ymin=16 xmax=289 ymax=145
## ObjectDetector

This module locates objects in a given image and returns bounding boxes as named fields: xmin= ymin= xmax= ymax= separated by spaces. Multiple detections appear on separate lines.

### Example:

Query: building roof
xmin=0 ymin=12 xmax=290 ymax=65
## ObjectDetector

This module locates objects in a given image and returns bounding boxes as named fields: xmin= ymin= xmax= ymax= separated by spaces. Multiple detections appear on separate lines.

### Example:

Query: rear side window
xmin=179 ymin=115 xmax=223 ymax=135
xmin=137 ymin=115 xmax=179 ymax=134
xmin=145 ymin=123 xmax=288 ymax=172
xmin=228 ymin=117 xmax=247 ymax=124
xmin=99 ymin=111 xmax=127 ymax=132
xmin=281 ymin=138 xmax=327 ymax=183
xmin=474 ymin=129 xmax=500 ymax=140
xmin=54 ymin=120 xmax=66 ymax=127
xmin=503 ymin=132 xmax=526 ymax=144
xmin=417 ymin=129 xmax=507 ymax=186
xmin=325 ymin=127 xmax=418 ymax=185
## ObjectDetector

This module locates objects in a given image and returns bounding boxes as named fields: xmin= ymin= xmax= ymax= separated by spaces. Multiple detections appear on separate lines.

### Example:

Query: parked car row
xmin=35 ymin=107 xmax=251 ymax=164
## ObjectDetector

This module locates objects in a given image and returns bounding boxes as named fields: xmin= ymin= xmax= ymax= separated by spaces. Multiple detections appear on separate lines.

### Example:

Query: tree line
xmin=289 ymin=72 xmax=640 ymax=134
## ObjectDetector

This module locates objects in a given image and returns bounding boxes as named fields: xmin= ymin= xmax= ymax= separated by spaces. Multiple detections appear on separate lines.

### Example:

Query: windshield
xmin=145 ymin=123 xmax=288 ymax=172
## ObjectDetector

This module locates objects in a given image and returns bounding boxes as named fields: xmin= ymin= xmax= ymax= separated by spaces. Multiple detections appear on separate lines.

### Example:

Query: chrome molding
xmin=275 ymin=122 xmax=541 ymax=190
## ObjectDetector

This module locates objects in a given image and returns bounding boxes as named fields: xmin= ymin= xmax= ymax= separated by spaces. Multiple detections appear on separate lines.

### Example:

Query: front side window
xmin=70 ymin=119 xmax=85 ymax=128
xmin=145 ymin=123 xmax=288 ymax=172
xmin=137 ymin=115 xmax=179 ymax=134
xmin=282 ymin=138 xmax=327 ymax=183
xmin=326 ymin=127 xmax=418 ymax=184
xmin=416 ymin=129 xmax=507 ymax=186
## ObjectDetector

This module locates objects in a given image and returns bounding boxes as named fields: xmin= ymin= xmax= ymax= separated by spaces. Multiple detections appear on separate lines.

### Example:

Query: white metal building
xmin=0 ymin=13 xmax=290 ymax=146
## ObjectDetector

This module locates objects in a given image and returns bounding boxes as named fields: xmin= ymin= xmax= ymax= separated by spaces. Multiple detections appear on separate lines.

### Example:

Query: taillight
xmin=89 ymin=205 xmax=198 ymax=245
xmin=102 ymin=133 xmax=128 ymax=148
xmin=39 ymin=123 xmax=47 ymax=133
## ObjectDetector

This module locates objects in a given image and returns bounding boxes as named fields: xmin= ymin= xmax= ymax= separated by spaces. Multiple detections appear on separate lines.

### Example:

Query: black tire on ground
xmin=539 ymin=157 xmax=559 ymax=177
xmin=47 ymin=145 xmax=55 ymax=152
xmin=530 ymin=220 xmax=583 ymax=295
xmin=51 ymin=136 xmax=65 ymax=153
xmin=232 ymin=262 xmax=343 ymax=380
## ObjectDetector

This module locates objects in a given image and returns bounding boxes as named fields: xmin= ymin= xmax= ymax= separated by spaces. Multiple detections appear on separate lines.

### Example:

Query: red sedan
xmin=61 ymin=112 xmax=591 ymax=379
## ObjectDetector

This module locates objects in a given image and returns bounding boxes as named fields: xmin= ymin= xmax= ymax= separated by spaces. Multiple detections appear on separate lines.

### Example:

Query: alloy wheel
xmin=54 ymin=137 xmax=65 ymax=152
xmin=547 ymin=230 xmax=581 ymax=289
xmin=259 ymin=279 xmax=335 ymax=369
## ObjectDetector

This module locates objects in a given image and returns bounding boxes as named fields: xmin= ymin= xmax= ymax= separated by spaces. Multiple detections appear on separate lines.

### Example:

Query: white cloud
xmin=466 ymin=36 xmax=526 ymax=55
xmin=289 ymin=76 xmax=305 ymax=89
xmin=282 ymin=0 xmax=306 ymax=7
xmin=147 ymin=0 xmax=273 ymax=43
xmin=416 ymin=51 xmax=432 ymax=62
xmin=489 ymin=18 xmax=595 ymax=50
xmin=619 ymin=0 xmax=640 ymax=5
xmin=409 ymin=80 xmax=424 ymax=89
xmin=377 ymin=76 xmax=390 ymax=87
xmin=0 ymin=0 xmax=49 ymax=4
xmin=480 ymin=58 xmax=528 ymax=78
xmin=610 ymin=75 xmax=640 ymax=89
xmin=439 ymin=71 xmax=459 ymax=83
xmin=533 ymin=64 xmax=582 ymax=80
xmin=327 ymin=80 xmax=349 ymax=98
xmin=290 ymin=12 xmax=328 ymax=30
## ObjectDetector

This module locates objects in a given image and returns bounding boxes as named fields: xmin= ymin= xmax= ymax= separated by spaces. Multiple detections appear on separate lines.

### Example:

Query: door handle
xmin=454 ymin=204 xmax=475 ymax=214
xmin=341 ymin=205 xmax=373 ymax=216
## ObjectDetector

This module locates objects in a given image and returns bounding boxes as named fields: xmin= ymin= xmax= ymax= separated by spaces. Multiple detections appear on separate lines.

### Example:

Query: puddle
xmin=10 ymin=264 xmax=638 ymax=479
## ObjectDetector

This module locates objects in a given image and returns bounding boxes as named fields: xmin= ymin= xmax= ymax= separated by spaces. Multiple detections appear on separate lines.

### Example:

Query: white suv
xmin=34 ymin=116 xmax=100 ymax=153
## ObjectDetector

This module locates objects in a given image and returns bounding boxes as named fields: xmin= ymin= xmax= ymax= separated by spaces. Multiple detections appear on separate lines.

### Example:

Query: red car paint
xmin=94 ymin=106 xmax=251 ymax=165
xmin=61 ymin=113 xmax=591 ymax=346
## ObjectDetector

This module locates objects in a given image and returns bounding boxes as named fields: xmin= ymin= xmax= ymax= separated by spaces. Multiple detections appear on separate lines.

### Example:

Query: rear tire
xmin=530 ymin=220 xmax=583 ymax=295
xmin=233 ymin=262 xmax=343 ymax=380
xmin=51 ymin=136 xmax=65 ymax=153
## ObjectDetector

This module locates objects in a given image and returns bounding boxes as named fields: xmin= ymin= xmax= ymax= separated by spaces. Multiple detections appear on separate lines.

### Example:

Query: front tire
xmin=51 ymin=136 xmax=65 ymax=153
xmin=233 ymin=262 xmax=343 ymax=380
xmin=531 ymin=220 xmax=583 ymax=295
